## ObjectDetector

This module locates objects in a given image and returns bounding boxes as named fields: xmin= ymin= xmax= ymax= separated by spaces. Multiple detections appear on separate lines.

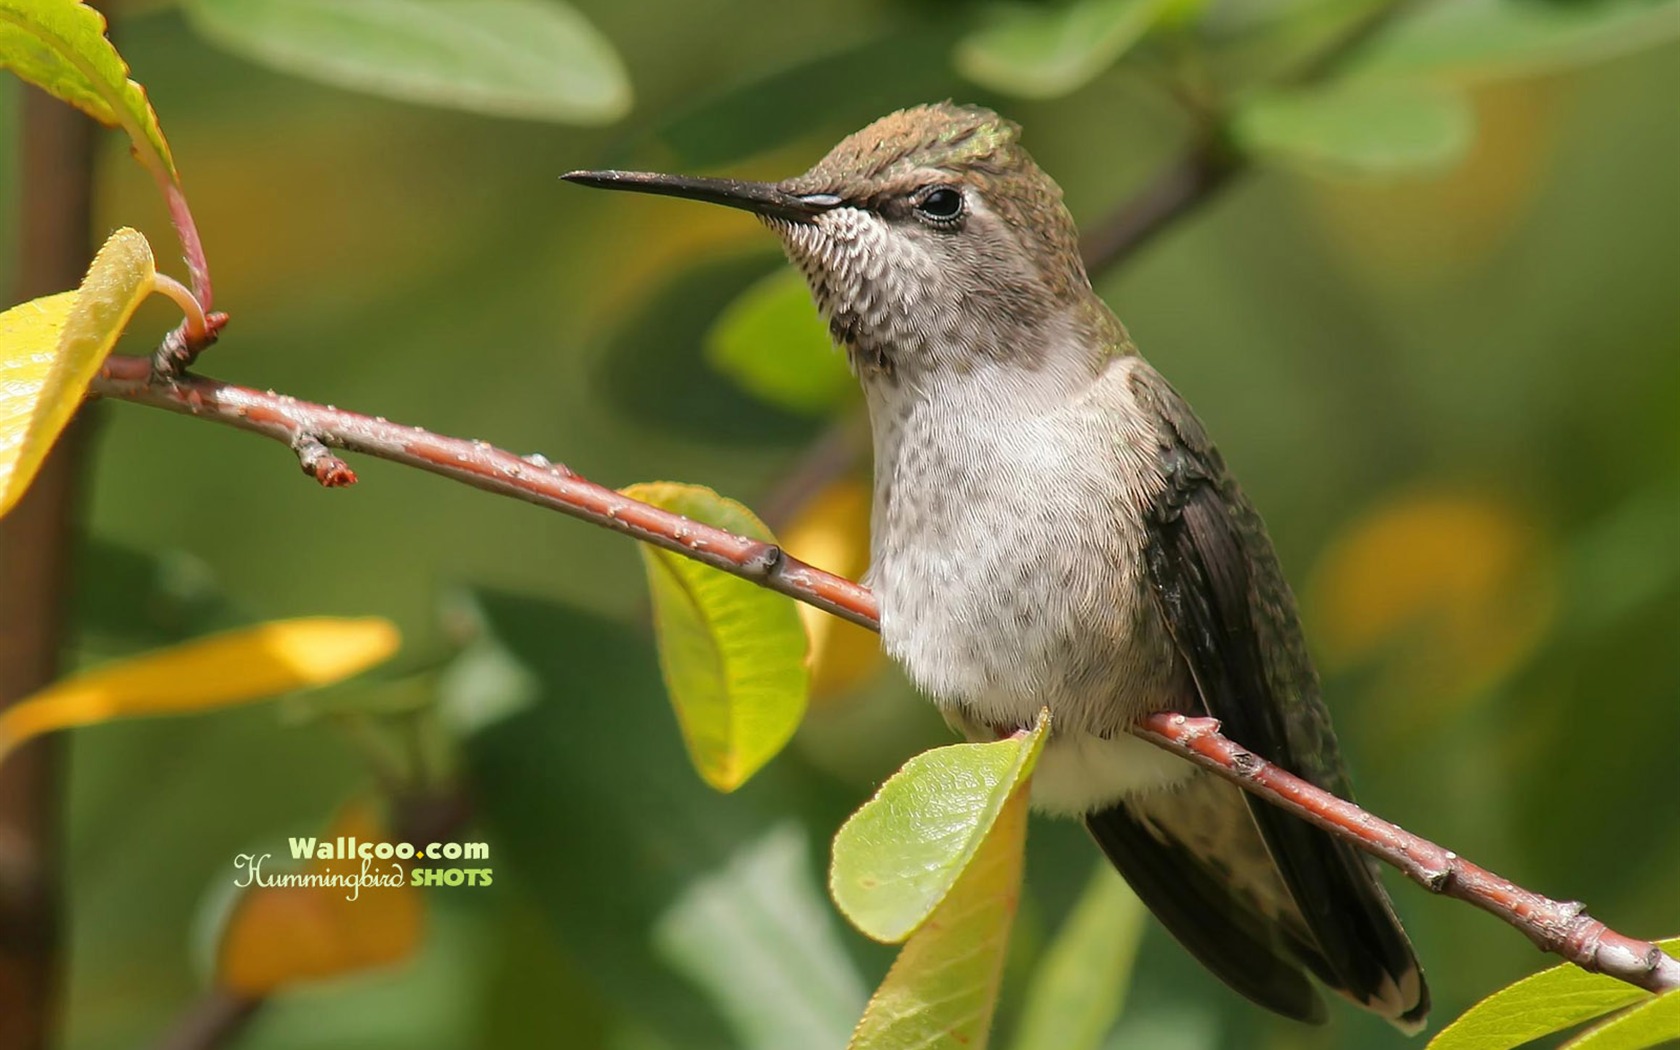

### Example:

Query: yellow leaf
xmin=1307 ymin=487 xmax=1556 ymax=725
xmin=848 ymin=747 xmax=1035 ymax=1050
xmin=0 ymin=227 xmax=155 ymax=517
xmin=0 ymin=617 xmax=401 ymax=766
xmin=621 ymin=481 xmax=809 ymax=792
xmin=779 ymin=477 xmax=885 ymax=702
xmin=218 ymin=799 xmax=423 ymax=995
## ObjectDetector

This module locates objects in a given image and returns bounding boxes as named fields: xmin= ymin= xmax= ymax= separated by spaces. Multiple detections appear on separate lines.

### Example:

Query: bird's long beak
xmin=562 ymin=170 xmax=840 ymax=221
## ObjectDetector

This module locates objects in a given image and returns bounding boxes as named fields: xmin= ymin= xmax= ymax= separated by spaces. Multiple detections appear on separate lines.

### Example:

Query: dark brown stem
xmin=0 ymin=85 xmax=97 ymax=1050
xmin=1079 ymin=136 xmax=1244 ymax=275
xmin=89 ymin=358 xmax=1680 ymax=1000
xmin=1133 ymin=713 xmax=1680 ymax=994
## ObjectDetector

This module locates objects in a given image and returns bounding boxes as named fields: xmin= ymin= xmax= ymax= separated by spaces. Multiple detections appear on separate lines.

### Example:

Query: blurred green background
xmin=2 ymin=0 xmax=1677 ymax=1046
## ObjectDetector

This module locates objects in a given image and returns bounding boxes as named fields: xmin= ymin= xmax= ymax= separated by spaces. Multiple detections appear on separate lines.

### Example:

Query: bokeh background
xmin=1 ymin=0 xmax=1676 ymax=1046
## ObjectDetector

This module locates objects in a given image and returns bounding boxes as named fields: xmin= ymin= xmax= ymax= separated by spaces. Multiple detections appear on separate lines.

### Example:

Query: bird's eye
xmin=914 ymin=187 xmax=964 ymax=224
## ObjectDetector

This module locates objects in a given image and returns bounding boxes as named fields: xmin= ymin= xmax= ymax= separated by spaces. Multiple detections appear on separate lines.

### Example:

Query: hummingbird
xmin=566 ymin=102 xmax=1428 ymax=1030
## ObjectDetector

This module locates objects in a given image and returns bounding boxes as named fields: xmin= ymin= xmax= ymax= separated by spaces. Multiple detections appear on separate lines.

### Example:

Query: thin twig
xmin=1079 ymin=136 xmax=1244 ymax=275
xmin=1133 ymin=713 xmax=1680 ymax=994
xmin=90 ymin=356 xmax=878 ymax=630
xmin=90 ymin=357 xmax=1680 ymax=1001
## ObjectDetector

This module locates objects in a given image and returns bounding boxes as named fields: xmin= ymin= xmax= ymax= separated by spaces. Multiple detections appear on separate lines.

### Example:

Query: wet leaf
xmin=183 ymin=0 xmax=631 ymax=124
xmin=0 ymin=0 xmax=178 ymax=179
xmin=621 ymin=482 xmax=809 ymax=791
xmin=0 ymin=227 xmax=154 ymax=518
xmin=831 ymin=710 xmax=1049 ymax=943
xmin=0 ymin=617 xmax=401 ymax=765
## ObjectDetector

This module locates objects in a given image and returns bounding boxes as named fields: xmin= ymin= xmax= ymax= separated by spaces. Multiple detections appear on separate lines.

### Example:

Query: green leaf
xmin=620 ymin=482 xmax=809 ymax=791
xmin=1233 ymin=82 xmax=1474 ymax=176
xmin=1 ymin=227 xmax=154 ymax=518
xmin=182 ymin=0 xmax=631 ymax=124
xmin=1428 ymin=936 xmax=1680 ymax=1050
xmin=847 ymin=715 xmax=1047 ymax=1050
xmin=1356 ymin=0 xmax=1680 ymax=84
xmin=955 ymin=0 xmax=1167 ymax=100
xmin=1562 ymin=988 xmax=1680 ymax=1050
xmin=655 ymin=822 xmax=869 ymax=1049
xmin=705 ymin=268 xmax=856 ymax=416
xmin=598 ymin=255 xmax=822 ymax=445
xmin=1009 ymin=866 xmax=1146 ymax=1050
xmin=831 ymin=710 xmax=1050 ymax=944
xmin=0 ymin=0 xmax=178 ymax=180
xmin=435 ymin=618 xmax=540 ymax=737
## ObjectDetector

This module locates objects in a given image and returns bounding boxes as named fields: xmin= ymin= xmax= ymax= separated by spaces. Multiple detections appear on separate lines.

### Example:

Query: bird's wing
xmin=1089 ymin=360 xmax=1427 ymax=1030
xmin=1088 ymin=770 xmax=1331 ymax=1023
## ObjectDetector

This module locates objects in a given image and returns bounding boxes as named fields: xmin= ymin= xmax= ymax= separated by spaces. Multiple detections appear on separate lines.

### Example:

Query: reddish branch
xmin=91 ymin=356 xmax=878 ymax=630
xmin=1134 ymin=714 xmax=1680 ymax=994
xmin=90 ymin=355 xmax=1679 ymax=1000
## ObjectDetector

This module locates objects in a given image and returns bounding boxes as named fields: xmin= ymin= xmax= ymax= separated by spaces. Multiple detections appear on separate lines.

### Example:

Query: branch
xmin=1134 ymin=714 xmax=1680 ymax=994
xmin=1079 ymin=137 xmax=1242 ymax=275
xmin=91 ymin=357 xmax=1679 ymax=1000
xmin=90 ymin=356 xmax=878 ymax=630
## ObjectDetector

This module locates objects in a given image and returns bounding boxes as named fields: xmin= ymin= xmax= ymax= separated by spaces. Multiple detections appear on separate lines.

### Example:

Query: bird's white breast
xmin=864 ymin=356 xmax=1196 ymax=813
